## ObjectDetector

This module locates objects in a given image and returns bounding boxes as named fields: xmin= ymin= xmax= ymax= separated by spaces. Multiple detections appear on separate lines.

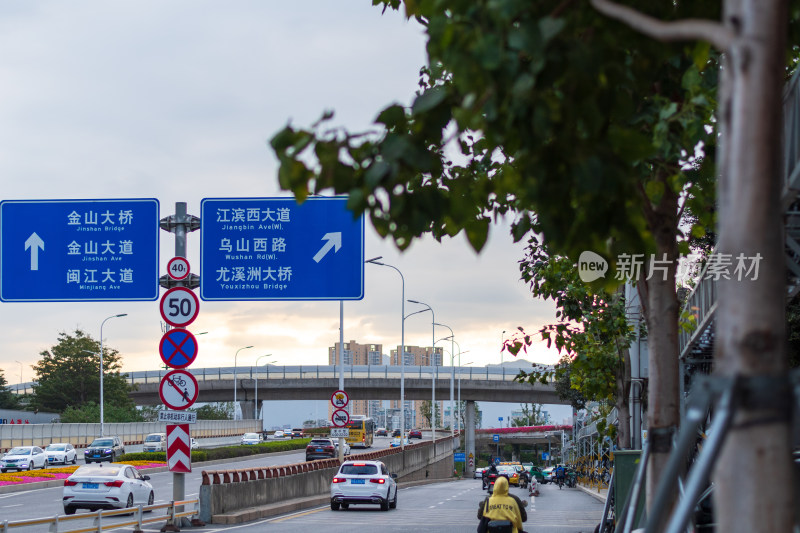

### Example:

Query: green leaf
xmin=375 ymin=104 xmax=406 ymax=129
xmin=538 ymin=17 xmax=565 ymax=44
xmin=412 ymin=86 xmax=447 ymax=115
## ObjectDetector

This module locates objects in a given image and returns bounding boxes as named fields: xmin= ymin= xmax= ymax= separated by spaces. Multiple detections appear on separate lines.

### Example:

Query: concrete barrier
xmin=199 ymin=435 xmax=458 ymax=523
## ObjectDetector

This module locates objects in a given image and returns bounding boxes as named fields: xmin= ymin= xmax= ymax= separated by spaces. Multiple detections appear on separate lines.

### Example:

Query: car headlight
xmin=104 ymin=449 xmax=112 ymax=453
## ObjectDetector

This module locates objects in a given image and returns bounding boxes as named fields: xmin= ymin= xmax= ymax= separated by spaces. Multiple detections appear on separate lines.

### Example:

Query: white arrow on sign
xmin=313 ymin=232 xmax=342 ymax=263
xmin=167 ymin=423 xmax=192 ymax=473
xmin=24 ymin=233 xmax=44 ymax=271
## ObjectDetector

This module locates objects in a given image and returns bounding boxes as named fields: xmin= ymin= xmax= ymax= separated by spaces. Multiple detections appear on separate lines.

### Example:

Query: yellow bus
xmin=345 ymin=416 xmax=375 ymax=448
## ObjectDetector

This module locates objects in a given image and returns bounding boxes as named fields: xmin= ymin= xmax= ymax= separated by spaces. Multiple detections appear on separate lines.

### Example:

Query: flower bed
xmin=0 ymin=461 xmax=166 ymax=487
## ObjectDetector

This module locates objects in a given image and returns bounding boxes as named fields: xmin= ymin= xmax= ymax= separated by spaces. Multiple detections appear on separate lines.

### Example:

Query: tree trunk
xmin=616 ymin=344 xmax=632 ymax=449
xmin=713 ymin=1 xmax=795 ymax=531
xmin=640 ymin=173 xmax=681 ymax=513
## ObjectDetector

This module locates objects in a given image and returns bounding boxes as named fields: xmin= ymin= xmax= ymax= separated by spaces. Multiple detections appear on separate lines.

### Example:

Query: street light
xmin=434 ymin=323 xmax=456 ymax=438
xmin=13 ymin=360 xmax=22 ymax=384
xmin=408 ymin=299 xmax=436 ymax=443
xmin=98 ymin=313 xmax=127 ymax=437
xmin=459 ymin=361 xmax=473 ymax=432
xmin=233 ymin=346 xmax=254 ymax=420
xmin=254 ymin=355 xmax=275 ymax=421
xmin=366 ymin=256 xmax=407 ymax=448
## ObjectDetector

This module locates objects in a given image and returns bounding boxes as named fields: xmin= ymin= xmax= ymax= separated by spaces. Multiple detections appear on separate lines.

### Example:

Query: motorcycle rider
xmin=555 ymin=464 xmax=566 ymax=487
xmin=477 ymin=476 xmax=525 ymax=533
xmin=482 ymin=461 xmax=499 ymax=490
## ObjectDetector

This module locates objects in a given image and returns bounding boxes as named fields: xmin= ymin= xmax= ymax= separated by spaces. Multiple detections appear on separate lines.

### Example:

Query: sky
xmin=0 ymin=2 xmax=569 ymax=425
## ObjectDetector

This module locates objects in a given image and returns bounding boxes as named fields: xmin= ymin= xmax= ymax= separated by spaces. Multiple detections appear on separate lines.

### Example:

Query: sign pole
xmin=159 ymin=201 xmax=201 ymax=530
xmin=338 ymin=301 xmax=345 ymax=462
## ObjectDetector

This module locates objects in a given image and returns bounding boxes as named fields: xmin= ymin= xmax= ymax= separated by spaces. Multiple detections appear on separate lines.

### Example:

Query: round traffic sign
xmin=159 ymin=329 xmax=199 ymax=369
xmin=167 ymin=257 xmax=190 ymax=281
xmin=159 ymin=369 xmax=199 ymax=410
xmin=160 ymin=287 xmax=199 ymax=327
xmin=331 ymin=408 xmax=350 ymax=428
xmin=331 ymin=390 xmax=349 ymax=408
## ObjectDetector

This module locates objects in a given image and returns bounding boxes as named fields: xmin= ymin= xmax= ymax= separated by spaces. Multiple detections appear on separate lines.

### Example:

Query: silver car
xmin=63 ymin=464 xmax=154 ymax=514
xmin=330 ymin=460 xmax=398 ymax=511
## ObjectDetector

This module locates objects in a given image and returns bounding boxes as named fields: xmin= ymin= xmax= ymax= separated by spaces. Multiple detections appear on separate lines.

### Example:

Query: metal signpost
xmin=199 ymin=197 xmax=364 ymax=301
xmin=0 ymin=199 xmax=160 ymax=301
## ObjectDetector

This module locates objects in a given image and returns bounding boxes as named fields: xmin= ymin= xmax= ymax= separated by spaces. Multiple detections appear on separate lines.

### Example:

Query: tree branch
xmin=590 ymin=0 xmax=734 ymax=51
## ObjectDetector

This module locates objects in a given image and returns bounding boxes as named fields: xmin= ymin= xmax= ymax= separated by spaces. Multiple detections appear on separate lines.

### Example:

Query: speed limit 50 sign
xmin=160 ymin=287 xmax=200 ymax=327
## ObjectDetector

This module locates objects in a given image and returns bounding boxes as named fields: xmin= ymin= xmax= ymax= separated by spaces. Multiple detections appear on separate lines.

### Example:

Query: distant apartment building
xmin=389 ymin=345 xmax=445 ymax=430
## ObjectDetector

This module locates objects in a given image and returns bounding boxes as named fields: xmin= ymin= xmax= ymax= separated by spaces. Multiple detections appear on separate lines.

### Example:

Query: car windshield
xmin=340 ymin=464 xmax=378 ymax=475
xmin=73 ymin=466 xmax=121 ymax=477
xmin=46 ymin=444 xmax=66 ymax=451
xmin=498 ymin=466 xmax=516 ymax=474
xmin=145 ymin=435 xmax=162 ymax=442
xmin=90 ymin=439 xmax=114 ymax=447
xmin=8 ymin=447 xmax=31 ymax=455
xmin=243 ymin=433 xmax=258 ymax=439
xmin=310 ymin=439 xmax=331 ymax=446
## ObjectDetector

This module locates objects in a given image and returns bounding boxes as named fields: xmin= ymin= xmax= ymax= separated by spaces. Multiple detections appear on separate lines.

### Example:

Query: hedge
xmin=119 ymin=437 xmax=312 ymax=464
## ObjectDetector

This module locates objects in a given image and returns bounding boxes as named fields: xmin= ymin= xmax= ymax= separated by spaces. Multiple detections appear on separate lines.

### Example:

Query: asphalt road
xmin=0 ymin=435 xmax=395 ymax=529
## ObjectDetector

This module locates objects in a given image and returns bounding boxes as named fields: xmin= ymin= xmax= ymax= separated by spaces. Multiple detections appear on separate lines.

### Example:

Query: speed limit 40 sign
xmin=160 ymin=287 xmax=200 ymax=327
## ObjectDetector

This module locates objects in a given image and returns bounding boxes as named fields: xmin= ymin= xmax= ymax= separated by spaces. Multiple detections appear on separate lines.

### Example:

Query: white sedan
xmin=0 ymin=446 xmax=47 ymax=472
xmin=45 ymin=443 xmax=77 ymax=465
xmin=240 ymin=433 xmax=262 ymax=445
xmin=330 ymin=460 xmax=398 ymax=511
xmin=63 ymin=464 xmax=154 ymax=514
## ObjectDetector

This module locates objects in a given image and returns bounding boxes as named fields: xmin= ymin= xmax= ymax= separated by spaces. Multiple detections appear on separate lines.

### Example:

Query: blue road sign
xmin=159 ymin=329 xmax=199 ymax=369
xmin=454 ymin=452 xmax=466 ymax=463
xmin=200 ymin=197 xmax=364 ymax=301
xmin=493 ymin=434 xmax=500 ymax=443
xmin=0 ymin=199 xmax=159 ymax=302
xmin=542 ymin=452 xmax=549 ymax=460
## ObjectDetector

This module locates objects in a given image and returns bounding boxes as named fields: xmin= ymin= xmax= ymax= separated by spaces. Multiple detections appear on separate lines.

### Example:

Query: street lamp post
xmin=434 ymin=323 xmax=455 ymax=438
xmin=254 ymin=355 xmax=275 ymax=422
xmin=365 ymin=257 xmax=407 ymax=449
xmin=98 ymin=313 xmax=127 ymax=437
xmin=459 ymin=361 xmax=473 ymax=432
xmin=13 ymin=360 xmax=22 ymax=384
xmin=408 ymin=299 xmax=436 ymax=444
xmin=233 ymin=346 xmax=254 ymax=420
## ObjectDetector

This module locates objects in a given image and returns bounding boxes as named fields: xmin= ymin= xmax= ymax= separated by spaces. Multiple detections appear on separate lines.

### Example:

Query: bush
xmin=118 ymin=438 xmax=311 ymax=464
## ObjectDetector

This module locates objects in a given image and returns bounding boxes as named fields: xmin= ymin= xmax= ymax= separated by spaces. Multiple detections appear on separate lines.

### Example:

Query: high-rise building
xmin=329 ymin=341 xmax=383 ymax=420
xmin=388 ymin=345 xmax=445 ymax=430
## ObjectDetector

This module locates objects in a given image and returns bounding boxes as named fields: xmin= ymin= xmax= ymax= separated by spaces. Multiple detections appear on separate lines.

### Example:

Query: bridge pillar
xmin=465 ymin=400 xmax=476 ymax=478
xmin=511 ymin=444 xmax=520 ymax=462
xmin=240 ymin=401 xmax=255 ymax=420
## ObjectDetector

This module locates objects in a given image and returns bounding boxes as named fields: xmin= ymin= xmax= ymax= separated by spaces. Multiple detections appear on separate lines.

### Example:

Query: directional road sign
xmin=0 ymin=199 xmax=160 ymax=302
xmin=160 ymin=287 xmax=200 ymax=327
xmin=331 ymin=408 xmax=350 ymax=428
xmin=159 ymin=369 xmax=199 ymax=410
xmin=493 ymin=434 xmax=500 ymax=443
xmin=454 ymin=452 xmax=466 ymax=463
xmin=159 ymin=329 xmax=199 ymax=369
xmin=166 ymin=424 xmax=191 ymax=473
xmin=199 ymin=197 xmax=364 ymax=301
